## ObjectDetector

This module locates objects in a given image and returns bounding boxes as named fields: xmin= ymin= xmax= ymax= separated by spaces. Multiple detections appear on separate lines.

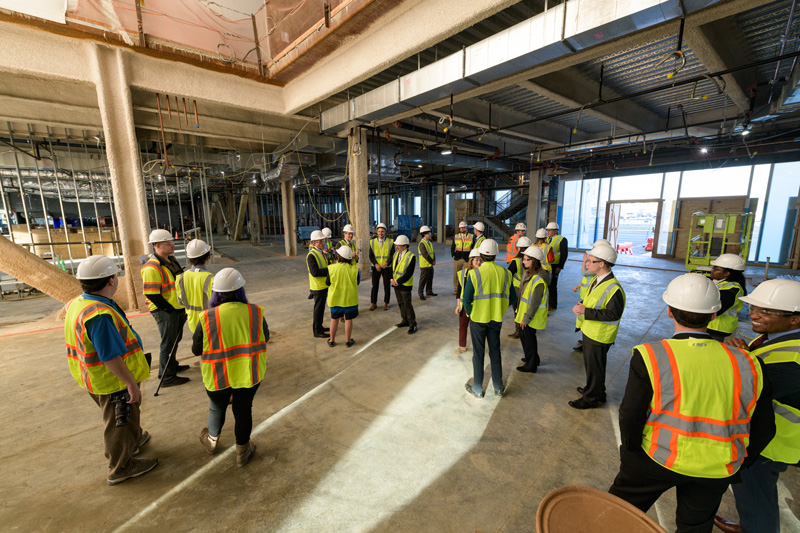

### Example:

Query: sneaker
xmin=236 ymin=441 xmax=256 ymax=467
xmin=161 ymin=376 xmax=190 ymax=387
xmin=133 ymin=431 xmax=150 ymax=457
xmin=494 ymin=388 xmax=506 ymax=397
xmin=199 ymin=428 xmax=219 ymax=455
xmin=107 ymin=457 xmax=158 ymax=486
xmin=465 ymin=382 xmax=484 ymax=399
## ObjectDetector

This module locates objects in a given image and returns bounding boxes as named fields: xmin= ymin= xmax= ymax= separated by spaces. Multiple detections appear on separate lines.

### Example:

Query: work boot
xmin=508 ymin=324 xmax=520 ymax=338
xmin=199 ymin=428 xmax=218 ymax=455
xmin=107 ymin=457 xmax=158 ymax=486
xmin=236 ymin=441 xmax=256 ymax=467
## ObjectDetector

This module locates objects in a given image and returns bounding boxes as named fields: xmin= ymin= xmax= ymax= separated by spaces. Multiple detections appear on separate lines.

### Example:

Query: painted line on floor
xmin=351 ymin=326 xmax=395 ymax=357
xmin=114 ymin=325 xmax=397 ymax=533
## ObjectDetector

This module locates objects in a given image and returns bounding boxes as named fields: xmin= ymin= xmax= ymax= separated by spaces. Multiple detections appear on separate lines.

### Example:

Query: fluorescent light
xmin=441 ymin=149 xmax=452 ymax=155
xmin=742 ymin=130 xmax=750 ymax=136
xmin=701 ymin=147 xmax=708 ymax=153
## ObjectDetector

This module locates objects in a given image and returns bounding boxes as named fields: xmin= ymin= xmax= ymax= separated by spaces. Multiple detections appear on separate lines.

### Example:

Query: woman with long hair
xmin=192 ymin=268 xmax=269 ymax=467
xmin=516 ymin=246 xmax=550 ymax=372
xmin=533 ymin=228 xmax=552 ymax=274
xmin=327 ymin=245 xmax=360 ymax=347
xmin=706 ymin=253 xmax=748 ymax=341
xmin=507 ymin=236 xmax=532 ymax=338
xmin=454 ymin=248 xmax=483 ymax=354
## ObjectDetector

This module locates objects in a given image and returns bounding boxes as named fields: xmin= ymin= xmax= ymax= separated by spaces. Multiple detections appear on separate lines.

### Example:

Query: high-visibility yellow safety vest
xmin=515 ymin=274 xmax=548 ymax=329
xmin=458 ymin=266 xmax=468 ymax=300
xmin=707 ymin=280 xmax=744 ymax=335
xmin=199 ymin=302 xmax=267 ymax=391
xmin=338 ymin=238 xmax=356 ymax=255
xmin=327 ymin=263 xmax=359 ymax=308
xmin=371 ymin=237 xmax=394 ymax=265
xmin=547 ymin=234 xmax=565 ymax=265
xmin=418 ymin=239 xmax=435 ymax=268
xmin=454 ymin=233 xmax=474 ymax=253
xmin=468 ymin=261 xmax=511 ymax=323
xmin=751 ymin=339 xmax=800 ymax=463
xmin=392 ymin=251 xmax=415 ymax=287
xmin=176 ymin=270 xmax=213 ymax=333
xmin=475 ymin=235 xmax=486 ymax=249
xmin=510 ymin=257 xmax=523 ymax=288
xmin=65 ymin=297 xmax=150 ymax=394
xmin=580 ymin=277 xmax=625 ymax=344
xmin=638 ymin=338 xmax=763 ymax=478
xmin=535 ymin=242 xmax=552 ymax=272
xmin=307 ymin=247 xmax=328 ymax=291
xmin=141 ymin=256 xmax=183 ymax=312
xmin=575 ymin=274 xmax=594 ymax=330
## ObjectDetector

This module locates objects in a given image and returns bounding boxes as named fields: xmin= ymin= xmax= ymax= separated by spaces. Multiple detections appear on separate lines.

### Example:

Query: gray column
xmin=249 ymin=187 xmax=261 ymax=245
xmin=436 ymin=182 xmax=446 ymax=244
xmin=348 ymin=128 xmax=369 ymax=273
xmin=527 ymin=169 xmax=543 ymax=232
xmin=280 ymin=179 xmax=297 ymax=256
xmin=381 ymin=187 xmax=390 ymax=226
xmin=420 ymin=187 xmax=428 ymax=224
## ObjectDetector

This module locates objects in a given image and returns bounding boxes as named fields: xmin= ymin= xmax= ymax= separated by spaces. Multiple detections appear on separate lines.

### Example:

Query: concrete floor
xmin=1 ymin=241 xmax=798 ymax=532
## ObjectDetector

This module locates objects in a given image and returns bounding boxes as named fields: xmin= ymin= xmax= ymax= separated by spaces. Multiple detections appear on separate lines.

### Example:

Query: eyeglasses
xmin=750 ymin=306 xmax=794 ymax=318
xmin=522 ymin=256 xmax=533 ymax=261
xmin=588 ymin=260 xmax=604 ymax=264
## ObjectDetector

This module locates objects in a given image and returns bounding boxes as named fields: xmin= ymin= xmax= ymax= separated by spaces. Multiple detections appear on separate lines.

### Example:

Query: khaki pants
xmin=452 ymin=258 xmax=466 ymax=292
xmin=89 ymin=390 xmax=143 ymax=476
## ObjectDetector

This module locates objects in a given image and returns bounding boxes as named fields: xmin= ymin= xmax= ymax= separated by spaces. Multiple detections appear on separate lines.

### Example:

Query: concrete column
xmin=248 ymin=187 xmax=261 ymax=245
xmin=233 ymin=190 xmax=248 ymax=241
xmin=526 ymin=169 xmax=543 ymax=232
xmin=280 ymin=179 xmax=297 ymax=256
xmin=348 ymin=128 xmax=369 ymax=273
xmin=436 ymin=182 xmax=446 ymax=244
xmin=420 ymin=187 xmax=428 ymax=224
xmin=226 ymin=189 xmax=235 ymax=237
xmin=381 ymin=187 xmax=390 ymax=226
xmin=89 ymin=45 xmax=149 ymax=312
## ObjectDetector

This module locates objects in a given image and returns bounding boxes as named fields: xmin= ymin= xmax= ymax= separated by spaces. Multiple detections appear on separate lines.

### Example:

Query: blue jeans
xmin=732 ymin=455 xmax=788 ymax=533
xmin=470 ymin=321 xmax=503 ymax=394
xmin=152 ymin=309 xmax=186 ymax=380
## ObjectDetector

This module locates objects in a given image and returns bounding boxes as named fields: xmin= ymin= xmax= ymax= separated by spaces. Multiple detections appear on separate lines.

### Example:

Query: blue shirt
xmin=82 ymin=293 xmax=143 ymax=363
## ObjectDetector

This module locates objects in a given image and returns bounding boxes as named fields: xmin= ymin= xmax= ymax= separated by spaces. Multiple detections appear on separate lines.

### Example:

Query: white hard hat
xmin=711 ymin=253 xmax=745 ymax=271
xmin=343 ymin=224 xmax=354 ymax=233
xmin=478 ymin=238 xmax=499 ymax=256
xmin=76 ymin=255 xmax=120 ymax=280
xmin=469 ymin=248 xmax=481 ymax=258
xmin=535 ymin=228 xmax=547 ymax=239
xmin=186 ymin=239 xmax=211 ymax=259
xmin=593 ymin=239 xmax=612 ymax=247
xmin=523 ymin=246 xmax=544 ymax=261
xmin=473 ymin=221 xmax=485 ymax=232
xmin=662 ymin=273 xmax=722 ymax=314
xmin=310 ymin=230 xmax=325 ymax=241
xmin=515 ymin=223 xmax=526 ymax=231
xmin=420 ymin=225 xmax=431 ymax=234
xmin=459 ymin=221 xmax=468 ymax=228
xmin=148 ymin=229 xmax=173 ymax=244
xmin=212 ymin=267 xmax=245 ymax=293
xmin=322 ymin=228 xmax=332 ymax=238
xmin=395 ymin=235 xmax=410 ymax=246
xmin=741 ymin=279 xmax=800 ymax=312
xmin=546 ymin=222 xmax=559 ymax=230
xmin=337 ymin=245 xmax=353 ymax=260
xmin=517 ymin=236 xmax=532 ymax=248
xmin=588 ymin=244 xmax=617 ymax=265
xmin=376 ymin=223 xmax=387 ymax=230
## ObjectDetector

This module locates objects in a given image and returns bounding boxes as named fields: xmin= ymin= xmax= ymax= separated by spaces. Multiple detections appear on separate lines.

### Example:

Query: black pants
xmin=610 ymin=446 xmax=732 ymax=533
xmin=549 ymin=268 xmax=560 ymax=309
xmin=206 ymin=383 xmax=260 ymax=445
xmin=371 ymin=267 xmax=392 ymax=304
xmin=470 ymin=321 xmax=503 ymax=393
xmin=394 ymin=287 xmax=416 ymax=326
xmin=519 ymin=326 xmax=539 ymax=370
xmin=152 ymin=309 xmax=187 ymax=380
xmin=418 ymin=267 xmax=434 ymax=297
xmin=581 ymin=335 xmax=610 ymax=404
xmin=311 ymin=289 xmax=328 ymax=334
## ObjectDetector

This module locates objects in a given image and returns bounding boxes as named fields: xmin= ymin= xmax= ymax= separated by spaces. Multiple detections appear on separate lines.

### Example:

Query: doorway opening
xmin=605 ymin=201 xmax=661 ymax=258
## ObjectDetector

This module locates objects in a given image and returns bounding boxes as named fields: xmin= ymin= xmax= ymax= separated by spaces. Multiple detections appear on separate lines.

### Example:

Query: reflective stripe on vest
xmin=200 ymin=302 xmax=267 ymax=391
xmin=536 ymin=242 xmax=552 ymax=272
xmin=307 ymin=247 xmax=327 ymax=291
xmin=454 ymin=233 xmax=474 ymax=252
xmin=575 ymin=275 xmax=594 ymax=330
xmin=752 ymin=340 xmax=800 ymax=463
xmin=141 ymin=258 xmax=182 ymax=311
xmin=639 ymin=339 xmax=762 ymax=478
xmin=515 ymin=274 xmax=548 ymax=329
xmin=393 ymin=251 xmax=415 ymax=287
xmin=707 ymin=281 xmax=744 ymax=334
xmin=64 ymin=297 xmax=150 ymax=394
xmin=547 ymin=235 xmax=564 ymax=264
xmin=458 ymin=267 xmax=467 ymax=300
xmin=475 ymin=235 xmax=486 ymax=249
xmin=469 ymin=262 xmax=511 ymax=323
xmin=371 ymin=238 xmax=393 ymax=263
xmin=418 ymin=239 xmax=435 ymax=268
xmin=580 ymin=278 xmax=625 ymax=343
xmin=510 ymin=257 xmax=522 ymax=288
xmin=176 ymin=270 xmax=213 ymax=333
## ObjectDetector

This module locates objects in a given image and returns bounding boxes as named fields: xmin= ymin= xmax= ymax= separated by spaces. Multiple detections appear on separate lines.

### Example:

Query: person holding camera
xmin=65 ymin=255 xmax=157 ymax=486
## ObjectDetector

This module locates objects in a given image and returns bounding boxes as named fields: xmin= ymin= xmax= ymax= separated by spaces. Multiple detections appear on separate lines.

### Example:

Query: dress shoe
xmin=369 ymin=303 xmax=377 ymax=311
xmin=327 ymin=339 xmax=335 ymax=347
xmin=569 ymin=398 xmax=599 ymax=409
xmin=176 ymin=364 xmax=190 ymax=372
xmin=465 ymin=382 xmax=484 ymax=399
xmin=161 ymin=376 xmax=190 ymax=387
xmin=548 ymin=307 xmax=556 ymax=311
xmin=576 ymin=387 xmax=606 ymax=403
xmin=346 ymin=339 xmax=355 ymax=347
xmin=572 ymin=343 xmax=583 ymax=351
xmin=516 ymin=366 xmax=537 ymax=373
xmin=383 ymin=303 xmax=389 ymax=311
xmin=307 ymin=293 xmax=313 ymax=300
xmin=396 ymin=322 xmax=409 ymax=328
xmin=419 ymin=295 xmax=426 ymax=300
xmin=714 ymin=515 xmax=742 ymax=533
xmin=407 ymin=325 xmax=418 ymax=334
xmin=427 ymin=293 xmax=438 ymax=296
xmin=322 ymin=327 xmax=330 ymax=333
xmin=313 ymin=332 xmax=329 ymax=338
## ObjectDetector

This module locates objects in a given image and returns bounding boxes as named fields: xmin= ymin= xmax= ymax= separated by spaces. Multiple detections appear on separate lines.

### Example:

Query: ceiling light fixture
xmin=701 ymin=147 xmax=708 ymax=153
xmin=441 ymin=148 xmax=453 ymax=155
xmin=742 ymin=129 xmax=750 ymax=136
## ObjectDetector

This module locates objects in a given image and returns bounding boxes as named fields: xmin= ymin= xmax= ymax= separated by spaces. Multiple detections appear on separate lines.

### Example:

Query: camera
xmin=109 ymin=391 xmax=131 ymax=427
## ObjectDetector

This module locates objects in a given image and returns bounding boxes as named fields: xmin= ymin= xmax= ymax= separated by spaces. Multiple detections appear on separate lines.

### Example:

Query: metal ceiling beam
xmin=425 ymin=109 xmax=559 ymax=145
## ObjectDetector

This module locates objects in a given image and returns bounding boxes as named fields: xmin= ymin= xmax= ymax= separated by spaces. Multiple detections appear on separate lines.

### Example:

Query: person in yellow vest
xmin=417 ymin=225 xmax=437 ymax=300
xmin=533 ymin=228 xmax=552 ymax=274
xmin=714 ymin=279 xmax=800 ymax=533
xmin=545 ymin=221 xmax=568 ymax=311
xmin=391 ymin=234 xmax=417 ymax=334
xmin=176 ymin=239 xmax=213 ymax=334
xmin=142 ymin=229 xmax=190 ymax=387
xmin=571 ymin=238 xmax=611 ymax=352
xmin=455 ymin=248 xmax=483 ymax=354
xmin=570 ymin=243 xmax=625 ymax=409
xmin=473 ymin=221 xmax=486 ymax=249
xmin=321 ymin=227 xmax=334 ymax=261
xmin=337 ymin=223 xmax=359 ymax=262
xmin=706 ymin=253 xmax=747 ymax=342
xmin=515 ymin=246 xmax=550 ymax=373
xmin=507 ymin=236 xmax=532 ymax=339
xmin=451 ymin=221 xmax=474 ymax=295
xmin=192 ymin=268 xmax=268 ymax=468
xmin=369 ymin=222 xmax=395 ymax=311
xmin=506 ymin=222 xmax=526 ymax=256
xmin=307 ymin=229 xmax=329 ymax=338
xmin=609 ymin=273 xmax=775 ymax=532
xmin=66 ymin=255 xmax=157 ymax=485
xmin=326 ymin=245 xmax=360 ymax=347
xmin=462 ymin=239 xmax=517 ymax=398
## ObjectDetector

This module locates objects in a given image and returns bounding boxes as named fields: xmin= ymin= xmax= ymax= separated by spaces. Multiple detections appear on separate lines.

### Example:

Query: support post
xmin=249 ymin=187 xmax=261 ymax=245
xmin=233 ymin=190 xmax=248 ymax=241
xmin=348 ymin=128 xmax=369 ymax=273
xmin=527 ymin=169 xmax=542 ymax=232
xmin=280 ymin=179 xmax=297 ymax=256
xmin=437 ymin=182 xmax=446 ymax=244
